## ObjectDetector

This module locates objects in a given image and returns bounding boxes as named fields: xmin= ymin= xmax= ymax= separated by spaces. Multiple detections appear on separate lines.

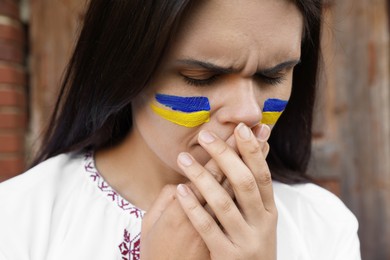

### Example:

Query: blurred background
xmin=0 ymin=0 xmax=389 ymax=259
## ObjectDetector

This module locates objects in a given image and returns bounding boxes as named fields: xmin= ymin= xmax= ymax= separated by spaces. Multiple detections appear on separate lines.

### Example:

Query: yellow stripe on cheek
xmin=150 ymin=103 xmax=210 ymax=128
xmin=261 ymin=111 xmax=283 ymax=125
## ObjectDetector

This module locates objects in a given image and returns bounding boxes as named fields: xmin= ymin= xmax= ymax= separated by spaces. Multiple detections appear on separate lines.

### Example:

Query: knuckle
xmin=192 ymin=168 xmax=208 ymax=181
xmin=215 ymin=197 xmax=233 ymax=214
xmin=247 ymin=141 xmax=262 ymax=155
xmin=186 ymin=200 xmax=200 ymax=214
xmin=237 ymin=174 xmax=257 ymax=192
xmin=257 ymin=171 xmax=273 ymax=187
xmin=197 ymin=217 xmax=214 ymax=234
xmin=215 ymin=142 xmax=229 ymax=156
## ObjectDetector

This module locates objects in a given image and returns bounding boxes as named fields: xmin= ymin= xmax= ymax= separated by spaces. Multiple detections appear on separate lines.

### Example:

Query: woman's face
xmin=132 ymin=0 xmax=303 ymax=174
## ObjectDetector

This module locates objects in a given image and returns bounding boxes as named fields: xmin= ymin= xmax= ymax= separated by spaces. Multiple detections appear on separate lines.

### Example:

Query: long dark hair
xmin=32 ymin=0 xmax=323 ymax=184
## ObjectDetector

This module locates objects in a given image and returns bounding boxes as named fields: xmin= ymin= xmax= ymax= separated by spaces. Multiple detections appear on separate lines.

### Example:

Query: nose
xmin=216 ymin=80 xmax=262 ymax=128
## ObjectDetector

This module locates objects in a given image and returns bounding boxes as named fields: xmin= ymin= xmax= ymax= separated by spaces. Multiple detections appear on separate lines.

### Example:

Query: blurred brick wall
xmin=0 ymin=0 xmax=27 ymax=182
xmin=0 ymin=0 xmax=389 ymax=258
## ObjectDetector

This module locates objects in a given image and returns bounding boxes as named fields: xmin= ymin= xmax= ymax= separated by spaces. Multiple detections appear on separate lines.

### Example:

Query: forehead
xmin=168 ymin=0 xmax=303 ymax=71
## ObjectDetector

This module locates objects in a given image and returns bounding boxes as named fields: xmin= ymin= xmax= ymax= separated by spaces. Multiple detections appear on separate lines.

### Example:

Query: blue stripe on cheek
xmin=263 ymin=98 xmax=288 ymax=112
xmin=155 ymin=94 xmax=210 ymax=112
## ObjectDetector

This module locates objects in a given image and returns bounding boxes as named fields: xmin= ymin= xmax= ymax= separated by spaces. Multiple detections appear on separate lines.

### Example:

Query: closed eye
xmin=255 ymin=59 xmax=300 ymax=86
xmin=181 ymin=74 xmax=219 ymax=87
xmin=257 ymin=74 xmax=286 ymax=86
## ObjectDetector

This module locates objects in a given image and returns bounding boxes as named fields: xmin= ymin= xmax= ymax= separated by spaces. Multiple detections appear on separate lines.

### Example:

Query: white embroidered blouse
xmin=0 ymin=153 xmax=361 ymax=260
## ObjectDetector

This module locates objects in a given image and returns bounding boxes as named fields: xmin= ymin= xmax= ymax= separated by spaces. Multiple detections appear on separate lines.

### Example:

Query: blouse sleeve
xmin=332 ymin=211 xmax=361 ymax=260
xmin=0 ymin=249 xmax=7 ymax=260
xmin=294 ymin=183 xmax=362 ymax=260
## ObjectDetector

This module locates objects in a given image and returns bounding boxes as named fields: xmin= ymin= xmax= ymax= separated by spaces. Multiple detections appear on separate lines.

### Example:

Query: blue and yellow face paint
xmin=261 ymin=98 xmax=288 ymax=125
xmin=150 ymin=93 xmax=211 ymax=127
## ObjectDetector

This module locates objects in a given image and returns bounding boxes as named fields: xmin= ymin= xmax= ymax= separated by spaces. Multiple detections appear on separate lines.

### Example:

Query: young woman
xmin=0 ymin=0 xmax=361 ymax=259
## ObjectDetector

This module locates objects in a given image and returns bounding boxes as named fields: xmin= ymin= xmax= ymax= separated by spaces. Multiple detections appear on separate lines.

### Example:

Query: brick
xmin=0 ymin=41 xmax=24 ymax=63
xmin=0 ymin=112 xmax=25 ymax=128
xmin=0 ymin=156 xmax=25 ymax=181
xmin=0 ymin=24 xmax=24 ymax=45
xmin=0 ymin=66 xmax=25 ymax=85
xmin=0 ymin=89 xmax=25 ymax=107
xmin=0 ymin=0 xmax=20 ymax=20
xmin=0 ymin=133 xmax=24 ymax=153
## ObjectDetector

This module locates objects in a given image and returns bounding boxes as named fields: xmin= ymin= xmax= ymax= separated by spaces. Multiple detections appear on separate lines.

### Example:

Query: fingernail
xmin=177 ymin=184 xmax=189 ymax=196
xmin=257 ymin=124 xmax=271 ymax=141
xmin=178 ymin=153 xmax=193 ymax=166
xmin=237 ymin=123 xmax=251 ymax=140
xmin=199 ymin=130 xmax=215 ymax=143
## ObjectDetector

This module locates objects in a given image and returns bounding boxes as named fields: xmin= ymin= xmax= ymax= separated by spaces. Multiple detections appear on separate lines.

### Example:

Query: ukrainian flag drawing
xmin=261 ymin=98 xmax=288 ymax=125
xmin=150 ymin=93 xmax=211 ymax=127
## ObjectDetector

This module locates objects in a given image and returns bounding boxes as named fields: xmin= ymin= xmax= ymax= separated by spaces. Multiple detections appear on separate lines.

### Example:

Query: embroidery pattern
xmin=84 ymin=152 xmax=144 ymax=218
xmin=119 ymin=229 xmax=141 ymax=260
xmin=83 ymin=152 xmax=143 ymax=259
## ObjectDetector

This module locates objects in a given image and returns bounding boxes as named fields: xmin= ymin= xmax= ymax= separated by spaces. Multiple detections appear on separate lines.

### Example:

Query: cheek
xmin=151 ymin=93 xmax=211 ymax=128
xmin=132 ymin=94 xmax=209 ymax=174
xmin=260 ymin=77 xmax=292 ymax=125
xmin=132 ymin=104 xmax=188 ymax=173
xmin=261 ymin=98 xmax=288 ymax=125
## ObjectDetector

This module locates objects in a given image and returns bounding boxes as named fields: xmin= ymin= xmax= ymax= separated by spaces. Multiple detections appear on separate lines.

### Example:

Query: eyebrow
xmin=259 ymin=60 xmax=301 ymax=75
xmin=176 ymin=58 xmax=301 ymax=75
xmin=177 ymin=59 xmax=235 ymax=74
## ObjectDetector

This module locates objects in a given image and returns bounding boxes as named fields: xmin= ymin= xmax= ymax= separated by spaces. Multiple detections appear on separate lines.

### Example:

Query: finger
xmin=221 ymin=178 xmax=234 ymax=198
xmin=176 ymin=183 xmax=230 ymax=252
xmin=253 ymin=123 xmax=271 ymax=143
xmin=235 ymin=123 xmax=276 ymax=214
xmin=185 ymin=134 xmax=238 ymax=206
xmin=201 ymin=128 xmax=267 ymax=198
xmin=203 ymin=172 xmax=234 ymax=220
xmin=253 ymin=124 xmax=270 ymax=159
xmin=262 ymin=141 xmax=270 ymax=158
xmin=151 ymin=190 xmax=208 ymax=239
xmin=186 ymin=181 xmax=216 ymax=217
xmin=142 ymin=185 xmax=176 ymax=235
xmin=177 ymin=152 xmax=247 ymax=237
xmin=197 ymin=130 xmax=261 ymax=218
xmin=193 ymin=131 xmax=265 ymax=196
xmin=158 ymin=196 xmax=200 ymax=235
xmin=183 ymin=129 xmax=265 ymax=217
xmin=199 ymin=126 xmax=266 ymax=183
xmin=203 ymin=134 xmax=237 ymax=183
xmin=184 ymin=134 xmax=237 ymax=220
